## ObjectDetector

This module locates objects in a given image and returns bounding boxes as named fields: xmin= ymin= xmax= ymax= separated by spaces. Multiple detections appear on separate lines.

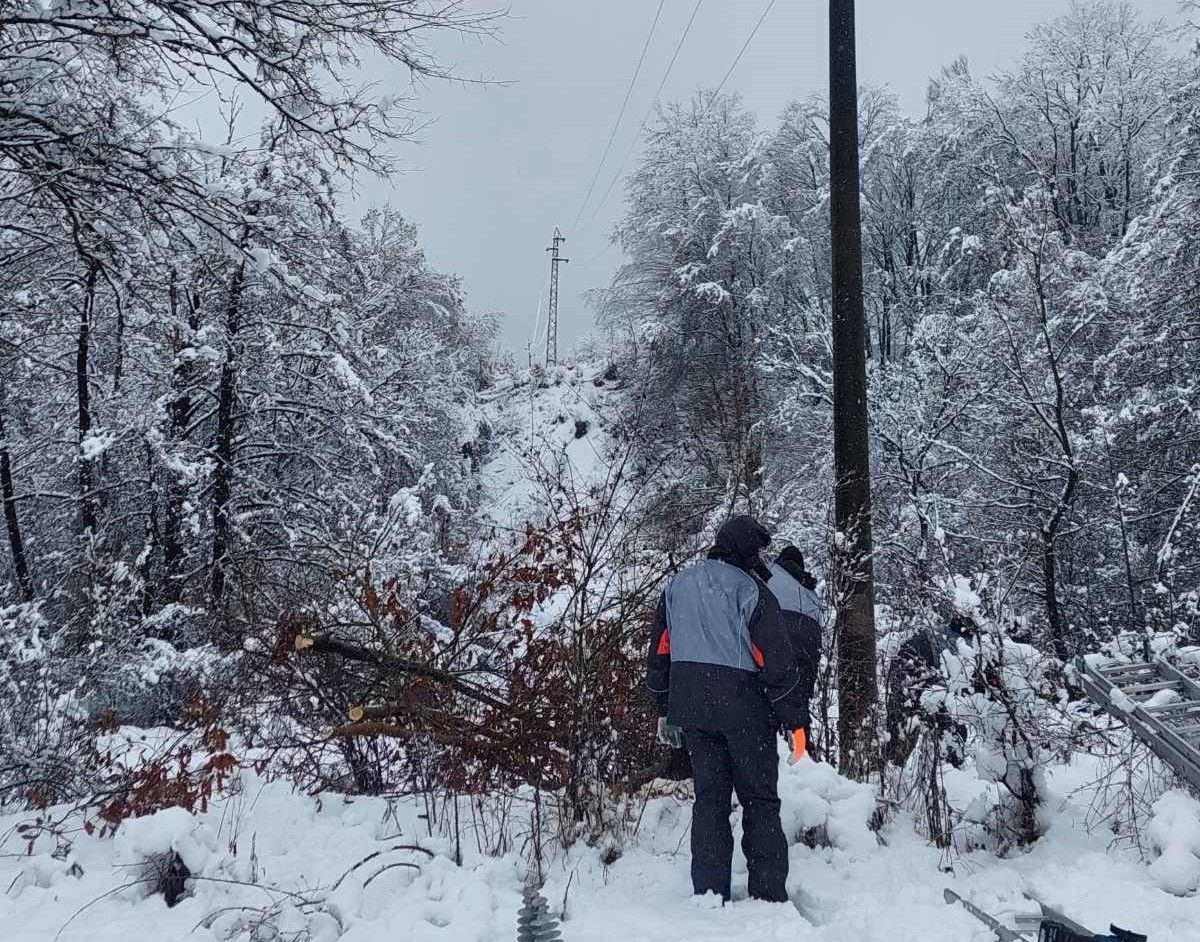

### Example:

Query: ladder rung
xmin=1122 ymin=680 xmax=1181 ymax=695
xmin=1102 ymin=662 xmax=1157 ymax=675
xmin=1144 ymin=699 xmax=1200 ymax=714
xmin=1154 ymin=660 xmax=1200 ymax=689
xmin=1082 ymin=658 xmax=1200 ymax=792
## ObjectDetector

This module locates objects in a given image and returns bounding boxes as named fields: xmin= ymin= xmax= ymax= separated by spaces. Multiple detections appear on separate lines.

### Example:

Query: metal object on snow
xmin=1076 ymin=656 xmax=1200 ymax=791
xmin=945 ymin=888 xmax=1148 ymax=942
xmin=517 ymin=886 xmax=563 ymax=942
xmin=944 ymin=888 xmax=1027 ymax=941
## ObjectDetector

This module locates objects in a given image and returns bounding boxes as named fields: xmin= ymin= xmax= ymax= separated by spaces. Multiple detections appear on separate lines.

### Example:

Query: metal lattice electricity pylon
xmin=545 ymin=228 xmax=569 ymax=367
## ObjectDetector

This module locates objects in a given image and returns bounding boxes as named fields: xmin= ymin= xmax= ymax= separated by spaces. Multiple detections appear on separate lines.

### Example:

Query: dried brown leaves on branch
xmin=281 ymin=444 xmax=676 ymax=835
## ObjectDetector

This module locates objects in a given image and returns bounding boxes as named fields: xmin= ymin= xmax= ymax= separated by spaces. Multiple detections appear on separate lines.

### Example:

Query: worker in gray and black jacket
xmin=645 ymin=516 xmax=810 ymax=904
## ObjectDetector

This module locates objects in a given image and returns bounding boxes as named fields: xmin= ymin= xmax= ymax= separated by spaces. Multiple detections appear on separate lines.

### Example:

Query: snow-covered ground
xmin=4 ymin=740 xmax=1198 ymax=942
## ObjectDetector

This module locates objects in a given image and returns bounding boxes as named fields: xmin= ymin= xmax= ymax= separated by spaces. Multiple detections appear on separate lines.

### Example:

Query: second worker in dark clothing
xmin=766 ymin=545 xmax=822 ymax=759
xmin=884 ymin=614 xmax=977 ymax=767
xmin=645 ymin=516 xmax=810 ymax=904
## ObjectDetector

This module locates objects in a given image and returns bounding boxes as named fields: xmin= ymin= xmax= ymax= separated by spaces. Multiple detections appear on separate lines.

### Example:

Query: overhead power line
xmin=583 ymin=0 xmax=706 ymax=230
xmin=711 ymin=0 xmax=778 ymax=100
xmin=584 ymin=0 xmax=779 ymax=231
xmin=571 ymin=0 xmax=667 ymax=233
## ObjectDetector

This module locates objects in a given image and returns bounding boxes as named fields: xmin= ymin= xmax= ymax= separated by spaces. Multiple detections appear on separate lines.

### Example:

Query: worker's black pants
xmin=684 ymin=718 xmax=788 ymax=903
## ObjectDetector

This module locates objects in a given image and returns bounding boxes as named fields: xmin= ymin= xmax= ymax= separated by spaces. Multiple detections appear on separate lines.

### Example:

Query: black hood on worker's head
xmin=708 ymin=515 xmax=772 ymax=579
xmin=775 ymin=545 xmax=806 ymax=582
xmin=775 ymin=545 xmax=818 ymax=590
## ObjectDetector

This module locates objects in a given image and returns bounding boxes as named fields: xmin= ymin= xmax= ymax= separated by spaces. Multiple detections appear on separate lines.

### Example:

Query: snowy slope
xmin=473 ymin=362 xmax=617 ymax=532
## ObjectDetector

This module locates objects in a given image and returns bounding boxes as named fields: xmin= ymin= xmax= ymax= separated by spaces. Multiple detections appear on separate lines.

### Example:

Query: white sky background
xmin=343 ymin=0 xmax=1184 ymax=355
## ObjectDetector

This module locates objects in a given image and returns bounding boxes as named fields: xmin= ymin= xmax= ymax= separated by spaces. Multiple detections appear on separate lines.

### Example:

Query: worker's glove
xmin=657 ymin=717 xmax=684 ymax=750
xmin=786 ymin=726 xmax=808 ymax=765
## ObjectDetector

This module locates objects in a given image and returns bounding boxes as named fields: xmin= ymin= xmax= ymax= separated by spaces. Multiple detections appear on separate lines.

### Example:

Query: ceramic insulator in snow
xmin=517 ymin=887 xmax=563 ymax=942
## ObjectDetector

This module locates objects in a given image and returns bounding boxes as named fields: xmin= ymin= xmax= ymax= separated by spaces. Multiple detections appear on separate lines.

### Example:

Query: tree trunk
xmin=1041 ymin=464 xmax=1078 ymax=660
xmin=77 ymin=263 xmax=99 ymax=538
xmin=830 ymin=0 xmax=879 ymax=778
xmin=112 ymin=291 xmax=125 ymax=392
xmin=210 ymin=261 xmax=246 ymax=606
xmin=1031 ymin=254 xmax=1078 ymax=659
xmin=139 ymin=441 xmax=157 ymax=617
xmin=1041 ymin=531 xmax=1066 ymax=659
xmin=0 ymin=395 xmax=33 ymax=601
xmin=1122 ymin=147 xmax=1133 ymax=237
xmin=161 ymin=275 xmax=200 ymax=605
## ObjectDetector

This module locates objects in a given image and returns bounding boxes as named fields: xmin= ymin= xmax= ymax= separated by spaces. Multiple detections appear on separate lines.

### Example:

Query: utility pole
xmin=829 ymin=0 xmax=878 ymax=778
xmin=545 ymin=227 xmax=569 ymax=367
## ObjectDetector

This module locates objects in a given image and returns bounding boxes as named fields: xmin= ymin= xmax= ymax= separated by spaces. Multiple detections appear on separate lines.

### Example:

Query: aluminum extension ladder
xmin=1076 ymin=656 xmax=1200 ymax=791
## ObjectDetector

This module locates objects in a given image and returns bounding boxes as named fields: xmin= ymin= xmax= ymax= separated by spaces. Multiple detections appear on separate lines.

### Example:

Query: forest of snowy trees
xmin=1 ymin=0 xmax=1199 ymax=888
xmin=602 ymin=0 xmax=1199 ymax=663
xmin=0 ymin=0 xmax=506 ymax=805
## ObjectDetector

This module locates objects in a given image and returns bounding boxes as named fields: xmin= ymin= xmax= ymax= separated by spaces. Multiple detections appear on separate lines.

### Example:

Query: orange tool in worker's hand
xmin=787 ymin=727 xmax=807 ymax=765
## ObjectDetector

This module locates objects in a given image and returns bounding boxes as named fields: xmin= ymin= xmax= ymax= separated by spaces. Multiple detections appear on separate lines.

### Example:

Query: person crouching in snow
xmin=645 ymin=516 xmax=810 ymax=904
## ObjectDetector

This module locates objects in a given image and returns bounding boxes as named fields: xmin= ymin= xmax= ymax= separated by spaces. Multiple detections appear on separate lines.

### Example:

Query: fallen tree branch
xmin=295 ymin=634 xmax=510 ymax=712
xmin=348 ymin=704 xmax=399 ymax=722
xmin=321 ymin=718 xmax=507 ymax=745
xmin=322 ymin=721 xmax=411 ymax=740
xmin=362 ymin=861 xmax=422 ymax=888
xmin=329 ymin=844 xmax=435 ymax=893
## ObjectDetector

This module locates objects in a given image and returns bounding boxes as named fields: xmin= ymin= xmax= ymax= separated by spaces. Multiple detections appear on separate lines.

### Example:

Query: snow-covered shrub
xmin=947 ymin=632 xmax=1062 ymax=848
xmin=0 ymin=587 xmax=235 ymax=810
xmin=0 ymin=603 xmax=92 ymax=807
xmin=3 ymin=709 xmax=242 ymax=858
xmin=1147 ymin=789 xmax=1200 ymax=895
xmin=82 ymin=638 xmax=225 ymax=728
xmin=280 ymin=440 xmax=676 ymax=860
xmin=890 ymin=612 xmax=1066 ymax=853
xmin=88 ymin=708 xmax=243 ymax=833
xmin=780 ymin=756 xmax=878 ymax=856
xmin=2 ymin=624 xmax=243 ymax=833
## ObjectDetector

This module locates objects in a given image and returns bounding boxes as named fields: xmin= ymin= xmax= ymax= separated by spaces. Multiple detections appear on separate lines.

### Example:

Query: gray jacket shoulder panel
xmin=665 ymin=559 xmax=760 ymax=672
xmin=767 ymin=563 xmax=821 ymax=623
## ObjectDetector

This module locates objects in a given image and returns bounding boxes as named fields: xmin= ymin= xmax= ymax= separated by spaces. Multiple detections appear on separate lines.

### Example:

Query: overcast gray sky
xmin=345 ymin=0 xmax=1182 ymax=355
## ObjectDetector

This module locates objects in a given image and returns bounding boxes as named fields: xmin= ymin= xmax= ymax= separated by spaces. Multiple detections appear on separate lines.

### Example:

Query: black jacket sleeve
xmin=749 ymin=586 xmax=810 ymax=729
xmin=787 ymin=613 xmax=821 ymax=726
xmin=645 ymin=592 xmax=671 ymax=717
